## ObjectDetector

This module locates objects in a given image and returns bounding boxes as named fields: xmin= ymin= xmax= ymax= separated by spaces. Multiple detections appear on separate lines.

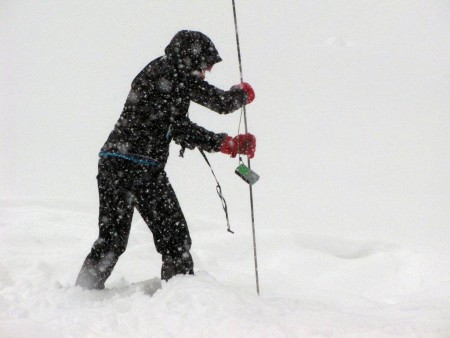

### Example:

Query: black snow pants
xmin=76 ymin=156 xmax=193 ymax=290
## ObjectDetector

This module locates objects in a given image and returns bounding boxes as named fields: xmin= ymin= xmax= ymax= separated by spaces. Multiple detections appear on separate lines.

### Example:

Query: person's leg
xmin=133 ymin=169 xmax=193 ymax=281
xmin=76 ymin=158 xmax=135 ymax=289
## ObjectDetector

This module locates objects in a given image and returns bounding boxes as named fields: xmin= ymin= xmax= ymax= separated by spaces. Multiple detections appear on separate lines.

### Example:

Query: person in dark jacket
xmin=75 ymin=30 xmax=256 ymax=290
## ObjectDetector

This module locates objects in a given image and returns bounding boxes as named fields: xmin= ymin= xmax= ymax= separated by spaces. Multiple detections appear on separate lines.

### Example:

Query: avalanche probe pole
xmin=232 ymin=0 xmax=260 ymax=296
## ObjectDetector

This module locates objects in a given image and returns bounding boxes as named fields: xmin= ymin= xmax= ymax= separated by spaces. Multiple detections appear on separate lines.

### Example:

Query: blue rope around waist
xmin=99 ymin=151 xmax=160 ymax=166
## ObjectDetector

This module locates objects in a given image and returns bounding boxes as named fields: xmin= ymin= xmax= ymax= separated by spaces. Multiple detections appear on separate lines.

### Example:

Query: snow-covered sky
xmin=2 ymin=1 xmax=450 ymax=336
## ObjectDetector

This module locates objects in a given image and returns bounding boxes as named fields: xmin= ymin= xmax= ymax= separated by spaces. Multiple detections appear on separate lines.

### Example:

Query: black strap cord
xmin=199 ymin=149 xmax=234 ymax=234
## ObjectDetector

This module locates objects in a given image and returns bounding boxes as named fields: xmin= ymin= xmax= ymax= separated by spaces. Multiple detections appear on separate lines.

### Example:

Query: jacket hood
xmin=165 ymin=30 xmax=222 ymax=72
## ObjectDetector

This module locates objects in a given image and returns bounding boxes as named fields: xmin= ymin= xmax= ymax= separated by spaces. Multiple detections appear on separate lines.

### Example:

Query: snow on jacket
xmin=101 ymin=30 xmax=248 ymax=166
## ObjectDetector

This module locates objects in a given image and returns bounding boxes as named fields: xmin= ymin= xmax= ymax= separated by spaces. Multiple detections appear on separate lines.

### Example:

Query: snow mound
xmin=1 ymin=202 xmax=450 ymax=337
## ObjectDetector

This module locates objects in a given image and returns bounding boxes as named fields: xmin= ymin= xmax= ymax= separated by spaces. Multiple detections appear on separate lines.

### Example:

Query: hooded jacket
xmin=101 ymin=30 xmax=248 ymax=166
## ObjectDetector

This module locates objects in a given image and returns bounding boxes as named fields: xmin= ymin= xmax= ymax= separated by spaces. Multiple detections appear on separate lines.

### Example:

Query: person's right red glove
xmin=231 ymin=82 xmax=255 ymax=105
xmin=220 ymin=133 xmax=256 ymax=159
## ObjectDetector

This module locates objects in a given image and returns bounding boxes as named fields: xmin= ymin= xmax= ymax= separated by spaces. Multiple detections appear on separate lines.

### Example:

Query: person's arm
xmin=171 ymin=114 xmax=227 ymax=153
xmin=186 ymin=75 xmax=252 ymax=114
xmin=171 ymin=115 xmax=257 ymax=158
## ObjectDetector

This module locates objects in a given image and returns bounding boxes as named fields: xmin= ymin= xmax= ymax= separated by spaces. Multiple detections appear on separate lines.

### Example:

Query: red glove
xmin=232 ymin=82 xmax=255 ymax=105
xmin=220 ymin=133 xmax=256 ymax=159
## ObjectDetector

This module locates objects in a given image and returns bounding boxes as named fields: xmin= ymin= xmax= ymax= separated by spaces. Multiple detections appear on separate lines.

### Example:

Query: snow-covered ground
xmin=2 ymin=1 xmax=450 ymax=337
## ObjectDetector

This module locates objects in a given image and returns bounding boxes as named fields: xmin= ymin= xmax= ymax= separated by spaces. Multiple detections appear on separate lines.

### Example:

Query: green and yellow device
xmin=235 ymin=163 xmax=260 ymax=185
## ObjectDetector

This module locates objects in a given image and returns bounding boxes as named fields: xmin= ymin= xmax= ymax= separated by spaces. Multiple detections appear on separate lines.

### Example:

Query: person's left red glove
xmin=220 ymin=133 xmax=256 ymax=159
xmin=231 ymin=82 xmax=255 ymax=105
